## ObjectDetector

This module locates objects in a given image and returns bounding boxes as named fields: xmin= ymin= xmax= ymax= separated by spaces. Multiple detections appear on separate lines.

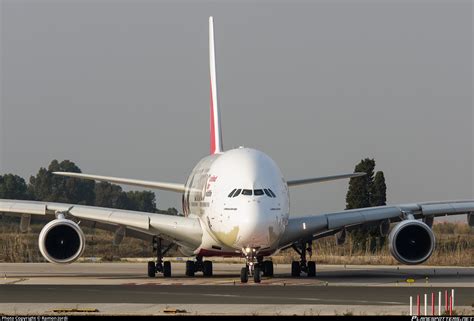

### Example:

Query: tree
xmin=166 ymin=207 xmax=179 ymax=216
xmin=0 ymin=174 xmax=30 ymax=200
xmin=3 ymin=159 xmax=169 ymax=215
xmin=125 ymin=190 xmax=157 ymax=212
xmin=28 ymin=160 xmax=95 ymax=205
xmin=370 ymin=171 xmax=387 ymax=249
xmin=371 ymin=171 xmax=387 ymax=207
xmin=345 ymin=159 xmax=387 ymax=253
xmin=345 ymin=158 xmax=375 ymax=210
xmin=94 ymin=182 xmax=129 ymax=209
xmin=95 ymin=182 xmax=158 ymax=212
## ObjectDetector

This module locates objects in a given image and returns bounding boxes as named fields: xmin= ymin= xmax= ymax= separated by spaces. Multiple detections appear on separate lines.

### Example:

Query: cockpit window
xmin=268 ymin=189 xmax=277 ymax=197
xmin=230 ymin=188 xmax=275 ymax=198
xmin=228 ymin=189 xmax=237 ymax=197
xmin=242 ymin=189 xmax=252 ymax=196
xmin=263 ymin=189 xmax=273 ymax=197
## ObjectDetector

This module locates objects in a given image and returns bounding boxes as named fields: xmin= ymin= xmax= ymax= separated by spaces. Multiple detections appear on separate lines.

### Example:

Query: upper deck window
xmin=254 ymin=189 xmax=264 ymax=196
xmin=242 ymin=189 xmax=253 ymax=196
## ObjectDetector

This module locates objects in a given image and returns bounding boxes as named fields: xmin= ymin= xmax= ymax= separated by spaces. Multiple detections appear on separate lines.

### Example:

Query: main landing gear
xmin=291 ymin=241 xmax=316 ymax=277
xmin=148 ymin=236 xmax=173 ymax=278
xmin=239 ymin=248 xmax=274 ymax=284
xmin=185 ymin=256 xmax=213 ymax=277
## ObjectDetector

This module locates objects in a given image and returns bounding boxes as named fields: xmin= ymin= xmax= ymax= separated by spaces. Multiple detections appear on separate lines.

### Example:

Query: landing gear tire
xmin=253 ymin=267 xmax=262 ymax=283
xmin=151 ymin=236 xmax=174 ymax=278
xmin=307 ymin=261 xmax=316 ymax=277
xmin=163 ymin=261 xmax=171 ymax=277
xmin=203 ymin=260 xmax=213 ymax=277
xmin=147 ymin=261 xmax=156 ymax=277
xmin=185 ymin=260 xmax=195 ymax=277
xmin=240 ymin=267 xmax=249 ymax=283
xmin=291 ymin=261 xmax=301 ymax=277
xmin=263 ymin=260 xmax=274 ymax=277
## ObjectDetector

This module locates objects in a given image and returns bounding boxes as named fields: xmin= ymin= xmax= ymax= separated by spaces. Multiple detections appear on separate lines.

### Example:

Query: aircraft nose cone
xmin=236 ymin=200 xmax=282 ymax=249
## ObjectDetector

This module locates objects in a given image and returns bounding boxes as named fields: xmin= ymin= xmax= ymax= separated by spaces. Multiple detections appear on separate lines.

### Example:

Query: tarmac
xmin=0 ymin=262 xmax=473 ymax=315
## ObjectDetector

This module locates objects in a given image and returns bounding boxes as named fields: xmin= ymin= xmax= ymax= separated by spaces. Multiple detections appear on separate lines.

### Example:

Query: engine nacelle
xmin=38 ymin=218 xmax=85 ymax=264
xmin=388 ymin=220 xmax=435 ymax=265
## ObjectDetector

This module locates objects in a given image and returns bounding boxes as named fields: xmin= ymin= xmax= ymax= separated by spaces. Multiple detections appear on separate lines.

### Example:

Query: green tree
xmin=94 ymin=182 xmax=129 ymax=209
xmin=371 ymin=171 xmax=386 ymax=207
xmin=166 ymin=207 xmax=179 ymax=216
xmin=125 ymin=190 xmax=157 ymax=212
xmin=95 ymin=182 xmax=158 ymax=212
xmin=370 ymin=171 xmax=387 ymax=250
xmin=345 ymin=158 xmax=375 ymax=210
xmin=0 ymin=174 xmax=31 ymax=200
xmin=28 ymin=160 xmax=95 ymax=205
xmin=2 ymin=158 xmax=168 ymax=215
xmin=346 ymin=159 xmax=388 ymax=252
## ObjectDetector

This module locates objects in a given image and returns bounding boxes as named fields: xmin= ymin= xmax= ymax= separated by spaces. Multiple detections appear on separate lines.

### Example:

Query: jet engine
xmin=388 ymin=219 xmax=435 ymax=265
xmin=38 ymin=218 xmax=85 ymax=264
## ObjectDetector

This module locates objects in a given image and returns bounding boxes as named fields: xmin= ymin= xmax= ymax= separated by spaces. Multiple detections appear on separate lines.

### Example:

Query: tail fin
xmin=209 ymin=16 xmax=223 ymax=154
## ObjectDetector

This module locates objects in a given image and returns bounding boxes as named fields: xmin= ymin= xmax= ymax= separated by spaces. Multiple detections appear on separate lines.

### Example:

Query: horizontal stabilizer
xmin=287 ymin=172 xmax=366 ymax=187
xmin=53 ymin=172 xmax=186 ymax=193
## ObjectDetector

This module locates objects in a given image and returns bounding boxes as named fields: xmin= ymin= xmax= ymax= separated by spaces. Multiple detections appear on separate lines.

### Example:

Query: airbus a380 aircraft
xmin=1 ymin=17 xmax=473 ymax=283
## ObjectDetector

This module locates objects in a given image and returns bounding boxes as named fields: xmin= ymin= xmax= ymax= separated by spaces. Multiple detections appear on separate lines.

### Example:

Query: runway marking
xmin=113 ymin=288 xmax=407 ymax=306
xmin=114 ymin=291 xmax=405 ymax=306
xmin=202 ymin=294 xmax=240 ymax=298
xmin=298 ymin=298 xmax=403 ymax=305
xmin=118 ymin=279 xmax=370 ymax=287
xmin=4 ymin=278 xmax=28 ymax=285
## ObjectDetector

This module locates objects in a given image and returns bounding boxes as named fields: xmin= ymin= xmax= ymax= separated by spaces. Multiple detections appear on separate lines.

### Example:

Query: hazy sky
xmin=1 ymin=0 xmax=472 ymax=220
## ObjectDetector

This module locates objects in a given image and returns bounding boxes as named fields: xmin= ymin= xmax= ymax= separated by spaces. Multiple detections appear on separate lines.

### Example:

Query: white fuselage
xmin=182 ymin=147 xmax=290 ymax=257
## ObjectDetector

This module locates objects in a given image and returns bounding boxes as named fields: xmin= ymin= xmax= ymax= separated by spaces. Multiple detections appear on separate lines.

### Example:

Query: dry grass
xmin=274 ymin=222 xmax=473 ymax=266
xmin=0 ymin=221 xmax=155 ymax=262
xmin=0 ymin=219 xmax=472 ymax=265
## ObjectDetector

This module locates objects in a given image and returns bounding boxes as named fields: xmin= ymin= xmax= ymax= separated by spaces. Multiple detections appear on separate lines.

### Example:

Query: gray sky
xmin=1 ymin=0 xmax=472 ymax=220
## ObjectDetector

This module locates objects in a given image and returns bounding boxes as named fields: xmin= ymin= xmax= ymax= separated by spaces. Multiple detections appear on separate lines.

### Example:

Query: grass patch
xmin=0 ymin=219 xmax=472 ymax=265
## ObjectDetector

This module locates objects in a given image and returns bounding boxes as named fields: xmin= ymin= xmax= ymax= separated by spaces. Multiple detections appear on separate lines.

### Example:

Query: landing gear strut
xmin=240 ymin=249 xmax=272 ymax=283
xmin=185 ymin=256 xmax=213 ymax=277
xmin=148 ymin=236 xmax=173 ymax=278
xmin=291 ymin=240 xmax=316 ymax=277
xmin=240 ymin=248 xmax=257 ymax=283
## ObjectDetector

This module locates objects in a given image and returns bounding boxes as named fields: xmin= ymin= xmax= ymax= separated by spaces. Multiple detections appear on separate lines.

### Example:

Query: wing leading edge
xmin=287 ymin=172 xmax=366 ymax=187
xmin=278 ymin=200 xmax=474 ymax=248
xmin=53 ymin=172 xmax=186 ymax=193
xmin=0 ymin=199 xmax=203 ymax=249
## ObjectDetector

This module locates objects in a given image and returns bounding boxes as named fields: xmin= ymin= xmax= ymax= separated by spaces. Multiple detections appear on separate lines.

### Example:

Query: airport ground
xmin=0 ymin=262 xmax=473 ymax=315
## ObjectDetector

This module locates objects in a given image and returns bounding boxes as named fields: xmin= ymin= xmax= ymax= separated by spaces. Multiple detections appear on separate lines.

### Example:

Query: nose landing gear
xmin=240 ymin=247 xmax=258 ymax=283
xmin=240 ymin=248 xmax=271 ymax=283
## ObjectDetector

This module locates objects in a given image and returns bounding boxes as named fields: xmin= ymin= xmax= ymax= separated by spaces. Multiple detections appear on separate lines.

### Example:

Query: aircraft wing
xmin=53 ymin=172 xmax=187 ymax=193
xmin=0 ymin=199 xmax=203 ymax=249
xmin=287 ymin=172 xmax=366 ymax=187
xmin=278 ymin=200 xmax=474 ymax=248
